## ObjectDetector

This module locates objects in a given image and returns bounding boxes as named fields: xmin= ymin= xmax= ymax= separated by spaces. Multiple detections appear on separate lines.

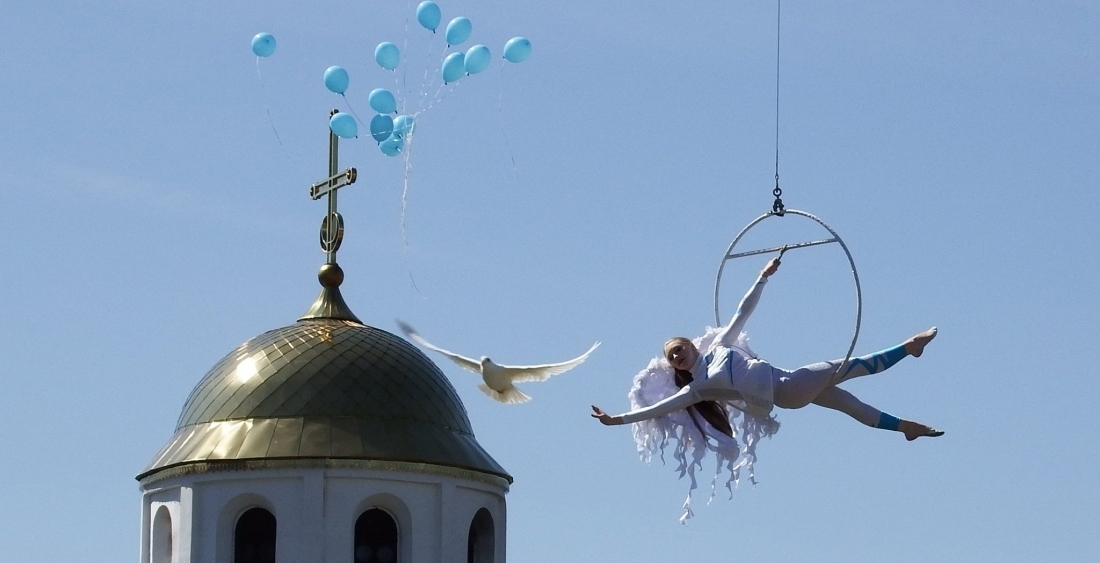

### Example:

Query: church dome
xmin=138 ymin=317 xmax=510 ymax=482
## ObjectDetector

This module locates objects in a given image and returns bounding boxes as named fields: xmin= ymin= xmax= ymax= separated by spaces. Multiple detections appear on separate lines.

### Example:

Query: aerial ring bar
xmin=713 ymin=209 xmax=863 ymax=378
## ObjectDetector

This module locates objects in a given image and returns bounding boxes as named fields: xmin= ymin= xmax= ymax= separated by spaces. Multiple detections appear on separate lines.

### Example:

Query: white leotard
xmin=620 ymin=274 xmax=776 ymax=423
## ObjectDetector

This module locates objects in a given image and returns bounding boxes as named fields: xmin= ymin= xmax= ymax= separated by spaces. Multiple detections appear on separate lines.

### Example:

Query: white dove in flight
xmin=397 ymin=320 xmax=600 ymax=404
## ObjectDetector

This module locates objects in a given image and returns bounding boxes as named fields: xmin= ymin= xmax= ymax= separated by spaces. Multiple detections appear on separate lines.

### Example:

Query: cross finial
xmin=299 ymin=109 xmax=362 ymax=324
xmin=310 ymin=108 xmax=358 ymax=265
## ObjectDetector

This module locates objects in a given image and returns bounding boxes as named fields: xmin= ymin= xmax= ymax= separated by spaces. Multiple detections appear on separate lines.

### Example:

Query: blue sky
xmin=1 ymin=1 xmax=1098 ymax=561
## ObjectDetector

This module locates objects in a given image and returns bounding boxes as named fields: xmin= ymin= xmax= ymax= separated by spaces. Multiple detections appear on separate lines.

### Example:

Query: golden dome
xmin=138 ymin=318 xmax=509 ymax=483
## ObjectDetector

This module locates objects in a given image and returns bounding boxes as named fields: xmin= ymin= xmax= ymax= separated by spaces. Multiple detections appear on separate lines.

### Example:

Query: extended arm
xmin=714 ymin=257 xmax=780 ymax=347
xmin=592 ymin=385 xmax=700 ymax=425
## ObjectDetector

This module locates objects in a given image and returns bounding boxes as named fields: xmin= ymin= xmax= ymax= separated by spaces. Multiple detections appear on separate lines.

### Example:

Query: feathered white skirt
xmin=627 ymin=327 xmax=779 ymax=523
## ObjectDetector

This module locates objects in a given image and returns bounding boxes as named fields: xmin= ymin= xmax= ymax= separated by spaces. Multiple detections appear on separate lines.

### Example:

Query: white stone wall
xmin=139 ymin=465 xmax=507 ymax=563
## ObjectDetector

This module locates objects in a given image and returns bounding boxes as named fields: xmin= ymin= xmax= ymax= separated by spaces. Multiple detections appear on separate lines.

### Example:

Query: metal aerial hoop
xmin=712 ymin=209 xmax=863 ymax=375
xmin=710 ymin=1 xmax=863 ymax=374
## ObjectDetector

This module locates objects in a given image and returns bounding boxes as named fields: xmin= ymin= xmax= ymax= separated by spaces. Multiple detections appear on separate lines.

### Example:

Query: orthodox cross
xmin=309 ymin=109 xmax=358 ymax=264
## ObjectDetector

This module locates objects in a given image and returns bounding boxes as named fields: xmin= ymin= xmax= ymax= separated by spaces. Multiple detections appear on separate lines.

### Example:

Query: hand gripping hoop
xmin=713 ymin=209 xmax=863 ymax=376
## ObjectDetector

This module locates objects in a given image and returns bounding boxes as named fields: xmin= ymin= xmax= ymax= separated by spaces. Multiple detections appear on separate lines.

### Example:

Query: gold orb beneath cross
xmin=318 ymin=263 xmax=344 ymax=287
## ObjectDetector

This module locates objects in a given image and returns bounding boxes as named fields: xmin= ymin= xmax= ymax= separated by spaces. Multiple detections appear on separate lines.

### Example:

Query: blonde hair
xmin=663 ymin=337 xmax=694 ymax=361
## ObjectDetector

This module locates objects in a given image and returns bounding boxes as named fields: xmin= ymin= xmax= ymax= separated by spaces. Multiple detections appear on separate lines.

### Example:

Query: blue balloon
xmin=393 ymin=114 xmax=415 ymax=139
xmin=370 ymin=114 xmax=394 ymax=143
xmin=464 ymin=45 xmax=490 ymax=75
xmin=503 ymin=37 xmax=532 ymax=63
xmin=251 ymin=33 xmax=276 ymax=57
xmin=380 ymin=136 xmax=404 ymax=156
xmin=416 ymin=1 xmax=441 ymax=31
xmin=442 ymin=52 xmax=465 ymax=83
xmin=368 ymin=88 xmax=397 ymax=114
xmin=329 ymin=113 xmax=357 ymax=139
xmin=375 ymin=42 xmax=400 ymax=70
xmin=324 ymin=66 xmax=349 ymax=95
xmin=445 ymin=17 xmax=472 ymax=46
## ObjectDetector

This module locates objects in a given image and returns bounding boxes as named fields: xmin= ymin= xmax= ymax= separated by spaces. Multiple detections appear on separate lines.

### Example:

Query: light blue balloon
xmin=369 ymin=114 xmax=394 ymax=143
xmin=251 ymin=33 xmax=276 ymax=57
xmin=464 ymin=45 xmax=490 ymax=75
xmin=416 ymin=1 xmax=441 ymax=31
xmin=445 ymin=17 xmax=472 ymax=46
xmin=380 ymin=136 xmax=404 ymax=156
xmin=442 ymin=52 xmax=465 ymax=83
xmin=503 ymin=37 xmax=532 ymax=63
xmin=324 ymin=66 xmax=349 ymax=95
xmin=375 ymin=42 xmax=400 ymax=71
xmin=393 ymin=114 xmax=415 ymax=139
xmin=368 ymin=88 xmax=397 ymax=114
xmin=329 ymin=113 xmax=357 ymax=139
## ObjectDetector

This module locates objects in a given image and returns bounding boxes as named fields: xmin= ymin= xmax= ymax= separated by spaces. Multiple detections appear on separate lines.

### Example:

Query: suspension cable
xmin=772 ymin=0 xmax=785 ymax=215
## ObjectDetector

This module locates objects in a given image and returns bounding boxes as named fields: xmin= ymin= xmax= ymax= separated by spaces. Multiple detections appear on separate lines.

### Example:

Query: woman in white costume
xmin=591 ymin=256 xmax=942 ymax=521
xmin=592 ymin=256 xmax=943 ymax=439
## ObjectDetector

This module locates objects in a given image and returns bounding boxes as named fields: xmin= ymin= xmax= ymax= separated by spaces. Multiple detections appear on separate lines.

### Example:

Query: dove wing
xmin=502 ymin=341 xmax=600 ymax=383
xmin=396 ymin=320 xmax=482 ymax=375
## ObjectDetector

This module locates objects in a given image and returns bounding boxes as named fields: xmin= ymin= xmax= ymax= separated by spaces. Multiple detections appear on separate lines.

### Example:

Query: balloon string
xmin=398 ymin=132 xmax=428 ymax=299
xmin=426 ymin=62 xmax=452 ymax=107
xmin=342 ymin=95 xmax=367 ymax=126
xmin=430 ymin=79 xmax=446 ymax=106
xmin=497 ymin=62 xmax=519 ymax=186
xmin=398 ymin=0 xmax=411 ymax=108
xmin=255 ymin=57 xmax=294 ymax=162
xmin=418 ymin=36 xmax=444 ymax=113
xmin=417 ymin=24 xmax=439 ymax=115
xmin=422 ymin=63 xmax=444 ymax=112
xmin=424 ymin=80 xmax=460 ymax=114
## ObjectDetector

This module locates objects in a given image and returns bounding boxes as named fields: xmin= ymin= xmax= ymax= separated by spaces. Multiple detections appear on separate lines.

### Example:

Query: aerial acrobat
xmin=591 ymin=254 xmax=944 ymax=440
xmin=589 ymin=251 xmax=944 ymax=521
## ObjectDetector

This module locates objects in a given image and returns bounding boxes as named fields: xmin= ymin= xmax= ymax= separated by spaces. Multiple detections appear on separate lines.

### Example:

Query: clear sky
xmin=2 ymin=1 xmax=1098 ymax=561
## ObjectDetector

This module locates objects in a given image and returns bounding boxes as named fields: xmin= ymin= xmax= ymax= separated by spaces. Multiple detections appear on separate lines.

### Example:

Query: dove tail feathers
xmin=479 ymin=383 xmax=531 ymax=404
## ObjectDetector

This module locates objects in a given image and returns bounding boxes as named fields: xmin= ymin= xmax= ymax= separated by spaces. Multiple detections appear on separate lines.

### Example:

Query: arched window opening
xmin=152 ymin=505 xmax=173 ymax=563
xmin=354 ymin=508 xmax=399 ymax=563
xmin=235 ymin=507 xmax=277 ymax=563
xmin=467 ymin=508 xmax=495 ymax=563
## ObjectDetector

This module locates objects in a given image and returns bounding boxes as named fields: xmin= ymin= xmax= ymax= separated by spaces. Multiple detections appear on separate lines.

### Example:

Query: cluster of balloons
xmin=413 ymin=1 xmax=531 ymax=86
xmin=345 ymin=2 xmax=532 ymax=156
xmin=250 ymin=1 xmax=532 ymax=157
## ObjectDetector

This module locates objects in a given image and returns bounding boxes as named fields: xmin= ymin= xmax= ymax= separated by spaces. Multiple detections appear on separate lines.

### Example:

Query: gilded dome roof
xmin=138 ymin=318 xmax=509 ymax=482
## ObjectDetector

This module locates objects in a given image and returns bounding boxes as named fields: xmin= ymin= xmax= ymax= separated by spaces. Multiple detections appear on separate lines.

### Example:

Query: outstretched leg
xmin=811 ymin=387 xmax=944 ymax=440
xmin=772 ymin=327 xmax=937 ymax=409
xmin=809 ymin=386 xmax=879 ymax=426
xmin=835 ymin=327 xmax=937 ymax=384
